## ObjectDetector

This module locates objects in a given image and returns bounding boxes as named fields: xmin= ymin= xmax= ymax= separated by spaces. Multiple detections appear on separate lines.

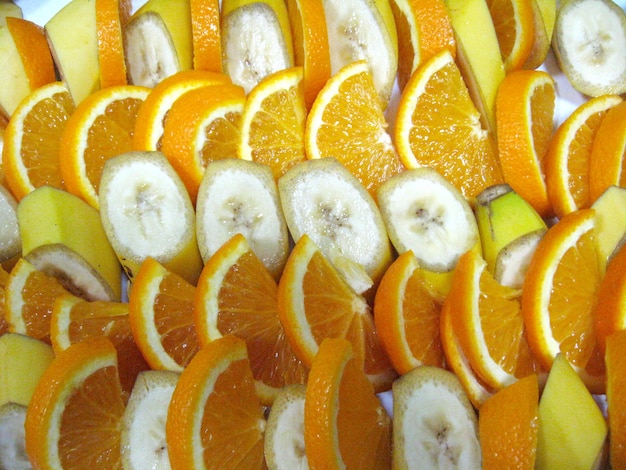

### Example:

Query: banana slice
xmin=376 ymin=167 xmax=479 ymax=273
xmin=120 ymin=370 xmax=179 ymax=470
xmin=0 ymin=185 xmax=20 ymax=264
xmin=99 ymin=151 xmax=203 ymax=284
xmin=264 ymin=384 xmax=308 ymax=470
xmin=392 ymin=366 xmax=482 ymax=469
xmin=278 ymin=158 xmax=393 ymax=286
xmin=552 ymin=0 xmax=626 ymax=96
xmin=0 ymin=402 xmax=31 ymax=470
xmin=221 ymin=0 xmax=294 ymax=93
xmin=195 ymin=158 xmax=290 ymax=279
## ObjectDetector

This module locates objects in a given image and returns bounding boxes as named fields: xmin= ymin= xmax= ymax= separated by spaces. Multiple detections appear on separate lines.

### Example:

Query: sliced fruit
xmin=474 ymin=184 xmax=547 ymax=289
xmin=285 ymin=0 xmax=331 ymax=109
xmin=0 ymin=265 xmax=9 ymax=335
xmin=161 ymin=82 xmax=245 ymax=202
xmin=124 ymin=0 xmax=193 ymax=88
xmin=486 ymin=0 xmax=535 ymax=71
xmin=495 ymin=69 xmax=556 ymax=218
xmin=606 ymin=329 xmax=626 ymax=469
xmin=221 ymin=0 xmax=294 ymax=93
xmin=305 ymin=337 xmax=391 ymax=469
xmin=394 ymin=49 xmax=503 ymax=199
xmin=99 ymin=151 xmax=203 ymax=284
xmin=128 ymin=256 xmax=199 ymax=372
xmin=59 ymin=84 xmax=149 ymax=209
xmin=522 ymin=0 xmax=551 ymax=69
xmin=2 ymin=81 xmax=75 ymax=200
xmin=521 ymin=209 xmax=605 ymax=393
xmin=443 ymin=0 xmax=506 ymax=134
xmin=0 ymin=332 xmax=54 ymax=407
xmin=544 ymin=94 xmax=623 ymax=218
xmin=594 ymin=243 xmax=626 ymax=353
xmin=0 ymin=402 xmax=30 ymax=469
xmin=45 ymin=0 xmax=100 ymax=105
xmin=0 ymin=185 xmax=21 ymax=264
xmin=96 ymin=0 xmax=130 ymax=88
xmin=478 ymin=374 xmax=539 ymax=470
xmin=278 ymin=158 xmax=393 ymax=286
xmin=552 ymin=0 xmax=626 ymax=97
xmin=377 ymin=167 xmax=479 ymax=274
xmin=0 ymin=1 xmax=21 ymax=26
xmin=196 ymin=158 xmax=290 ymax=279
xmin=264 ymin=383 xmax=308 ymax=469
xmin=238 ymin=66 xmax=307 ymax=179
xmin=17 ymin=186 xmax=122 ymax=301
xmin=190 ymin=0 xmax=222 ymax=72
xmin=120 ymin=369 xmax=179 ymax=470
xmin=0 ymin=16 xmax=55 ymax=117
xmin=535 ymin=0 xmax=556 ymax=42
xmin=388 ymin=0 xmax=456 ymax=92
xmin=166 ymin=335 xmax=266 ymax=469
xmin=194 ymin=233 xmax=309 ymax=405
xmin=277 ymin=234 xmax=396 ymax=392
xmin=305 ymin=60 xmax=405 ymax=197
xmin=592 ymin=185 xmax=626 ymax=273
xmin=392 ymin=365 xmax=481 ymax=468
xmin=25 ymin=337 xmax=126 ymax=468
xmin=536 ymin=353 xmax=608 ymax=470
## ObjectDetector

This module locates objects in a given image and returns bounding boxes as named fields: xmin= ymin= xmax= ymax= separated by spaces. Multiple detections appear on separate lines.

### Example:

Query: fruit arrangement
xmin=0 ymin=0 xmax=625 ymax=468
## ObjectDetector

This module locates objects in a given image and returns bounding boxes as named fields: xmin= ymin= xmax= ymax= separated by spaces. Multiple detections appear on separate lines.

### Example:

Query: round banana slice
xmin=377 ymin=167 xmax=479 ymax=273
xmin=264 ymin=384 xmax=308 ymax=470
xmin=0 ymin=185 xmax=21 ymax=264
xmin=120 ymin=370 xmax=179 ymax=470
xmin=392 ymin=366 xmax=482 ymax=469
xmin=552 ymin=0 xmax=626 ymax=96
xmin=0 ymin=402 xmax=30 ymax=470
xmin=196 ymin=158 xmax=290 ymax=279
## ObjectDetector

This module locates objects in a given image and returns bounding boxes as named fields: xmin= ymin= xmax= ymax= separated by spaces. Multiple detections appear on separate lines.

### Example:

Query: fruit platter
xmin=1 ymin=0 xmax=626 ymax=468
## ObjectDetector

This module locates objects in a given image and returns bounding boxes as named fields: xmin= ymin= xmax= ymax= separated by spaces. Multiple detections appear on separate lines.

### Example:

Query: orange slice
xmin=2 ymin=81 xmax=75 ymax=200
xmin=59 ymin=84 xmax=150 ymax=209
xmin=132 ymin=70 xmax=231 ymax=152
xmin=373 ymin=250 xmax=445 ymax=374
xmin=388 ymin=0 xmax=456 ymax=91
xmin=544 ymin=94 xmax=623 ymax=218
xmin=394 ymin=49 xmax=504 ymax=200
xmin=25 ymin=337 xmax=126 ymax=468
xmin=238 ymin=66 xmax=307 ymax=179
xmin=190 ymin=0 xmax=222 ymax=72
xmin=194 ymin=233 xmax=308 ymax=405
xmin=478 ymin=374 xmax=540 ymax=469
xmin=128 ymin=256 xmax=200 ymax=372
xmin=589 ymin=101 xmax=626 ymax=203
xmin=595 ymin=242 xmax=626 ymax=354
xmin=4 ymin=258 xmax=70 ymax=343
xmin=305 ymin=60 xmax=405 ymax=198
xmin=496 ymin=69 xmax=556 ymax=218
xmin=286 ymin=0 xmax=331 ymax=109
xmin=161 ymin=83 xmax=245 ymax=202
xmin=277 ymin=234 xmax=396 ymax=392
xmin=606 ymin=329 xmax=626 ymax=469
xmin=95 ymin=0 xmax=130 ymax=88
xmin=446 ymin=249 xmax=541 ymax=390
xmin=486 ymin=0 xmax=536 ymax=72
xmin=521 ymin=209 xmax=605 ymax=393
xmin=166 ymin=334 xmax=266 ymax=468
xmin=304 ymin=337 xmax=392 ymax=469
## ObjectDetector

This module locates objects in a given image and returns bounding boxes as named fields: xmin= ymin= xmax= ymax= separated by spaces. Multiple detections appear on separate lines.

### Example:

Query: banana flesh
xmin=0 ymin=185 xmax=20 ymax=264
xmin=0 ymin=403 xmax=30 ymax=470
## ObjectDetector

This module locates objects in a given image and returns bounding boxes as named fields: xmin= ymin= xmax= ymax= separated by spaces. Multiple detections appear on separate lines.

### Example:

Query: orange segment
xmin=589 ymin=101 xmax=626 ymax=203
xmin=394 ymin=49 xmax=504 ymax=200
xmin=161 ymin=83 xmax=245 ymax=202
xmin=25 ymin=337 xmax=126 ymax=468
xmin=95 ymin=0 xmax=130 ymax=88
xmin=304 ymin=337 xmax=392 ymax=469
xmin=238 ymin=66 xmax=307 ymax=179
xmin=496 ymin=70 xmax=556 ymax=218
xmin=59 ymin=85 xmax=149 ymax=209
xmin=305 ymin=60 xmax=405 ymax=198
xmin=194 ymin=233 xmax=308 ymax=405
xmin=594 ymin=243 xmax=626 ymax=354
xmin=132 ymin=70 xmax=232 ymax=152
xmin=606 ymin=329 xmax=626 ymax=469
xmin=190 ymin=0 xmax=223 ymax=73
xmin=277 ymin=234 xmax=396 ymax=393
xmin=286 ymin=0 xmax=331 ymax=109
xmin=544 ymin=94 xmax=623 ymax=218
xmin=2 ymin=82 xmax=75 ymax=200
xmin=373 ymin=250 xmax=445 ymax=374
xmin=166 ymin=334 xmax=266 ymax=469
xmin=521 ymin=209 xmax=605 ymax=393
xmin=128 ymin=256 xmax=200 ymax=372
xmin=486 ymin=0 xmax=536 ymax=72
xmin=478 ymin=374 xmax=539 ymax=469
